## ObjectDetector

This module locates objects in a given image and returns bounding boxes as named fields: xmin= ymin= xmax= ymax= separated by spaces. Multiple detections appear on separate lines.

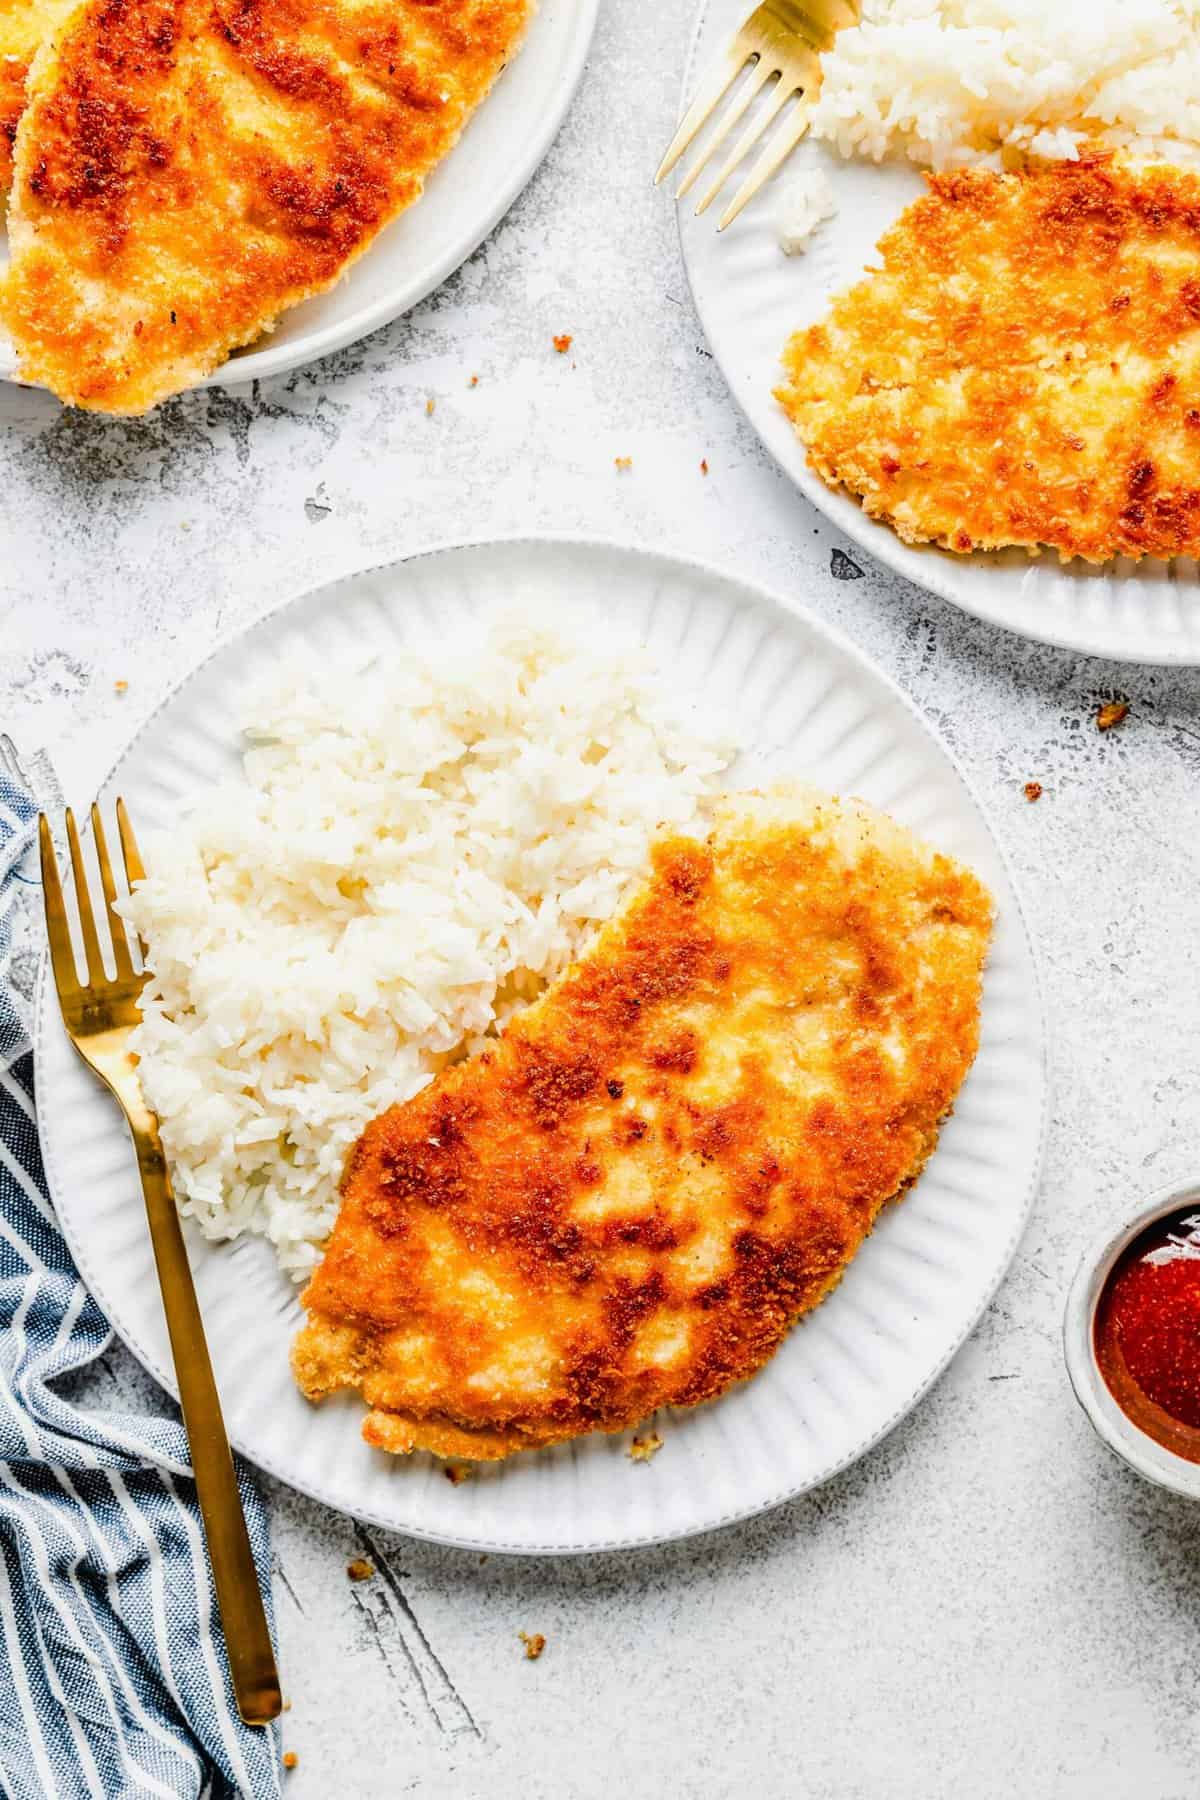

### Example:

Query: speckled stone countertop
xmin=3 ymin=3 xmax=1200 ymax=1795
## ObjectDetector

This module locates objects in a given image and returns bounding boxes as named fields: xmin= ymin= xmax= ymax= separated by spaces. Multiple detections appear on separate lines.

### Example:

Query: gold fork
xmin=40 ymin=803 xmax=282 ymax=1728
xmin=656 ymin=0 xmax=860 ymax=229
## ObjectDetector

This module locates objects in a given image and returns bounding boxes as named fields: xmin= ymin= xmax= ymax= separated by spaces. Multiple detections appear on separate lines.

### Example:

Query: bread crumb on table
xmin=628 ymin=1430 xmax=663 ymax=1462
xmin=346 ymin=1558 xmax=374 ymax=1581
xmin=1096 ymin=700 xmax=1129 ymax=731
xmin=553 ymin=334 xmax=573 ymax=353
xmin=1023 ymin=781 xmax=1042 ymax=803
xmin=614 ymin=456 xmax=633 ymax=472
xmin=519 ymin=1631 xmax=546 ymax=1661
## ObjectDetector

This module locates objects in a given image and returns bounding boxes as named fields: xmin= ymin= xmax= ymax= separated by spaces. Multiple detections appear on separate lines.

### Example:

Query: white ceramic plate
xmin=35 ymin=537 xmax=1047 ymax=1554
xmin=0 ymin=0 xmax=598 ymax=392
xmin=677 ymin=0 xmax=1200 ymax=665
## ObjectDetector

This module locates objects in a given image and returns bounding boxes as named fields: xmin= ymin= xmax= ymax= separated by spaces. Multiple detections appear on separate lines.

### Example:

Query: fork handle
xmin=130 ymin=1120 xmax=282 ymax=1725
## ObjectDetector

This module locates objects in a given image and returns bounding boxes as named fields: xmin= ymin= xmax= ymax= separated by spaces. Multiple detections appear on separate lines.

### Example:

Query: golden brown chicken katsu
xmin=292 ymin=786 xmax=993 ymax=1461
xmin=0 ymin=0 xmax=533 ymax=412
xmin=0 ymin=0 xmax=70 ymax=191
xmin=778 ymin=156 xmax=1200 ymax=564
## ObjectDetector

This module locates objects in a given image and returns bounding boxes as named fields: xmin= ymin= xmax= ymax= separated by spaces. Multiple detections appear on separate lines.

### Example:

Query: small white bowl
xmin=1064 ymin=1177 xmax=1200 ymax=1500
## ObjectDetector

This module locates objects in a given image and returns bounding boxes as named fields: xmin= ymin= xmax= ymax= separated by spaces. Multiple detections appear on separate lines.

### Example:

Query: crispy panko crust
xmin=0 ymin=0 xmax=533 ymax=412
xmin=778 ymin=156 xmax=1200 ymax=565
xmin=292 ymin=786 xmax=993 ymax=1461
xmin=0 ymin=0 xmax=73 ymax=192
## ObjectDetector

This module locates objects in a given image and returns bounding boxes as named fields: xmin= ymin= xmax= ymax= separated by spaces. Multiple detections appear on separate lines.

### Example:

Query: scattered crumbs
xmin=628 ymin=1430 xmax=663 ymax=1463
xmin=282 ymin=1698 xmax=292 ymax=1712
xmin=346 ymin=1557 xmax=374 ymax=1581
xmin=425 ymin=397 xmax=436 ymax=417
xmin=114 ymin=679 xmax=129 ymax=695
xmin=614 ymin=456 xmax=633 ymax=473
xmin=519 ymin=1631 xmax=546 ymax=1661
xmin=444 ymin=1462 xmax=472 ymax=1485
xmin=282 ymin=1752 xmax=298 ymax=1771
xmin=700 ymin=458 xmax=709 ymax=476
xmin=468 ymin=374 xmax=479 ymax=388
xmin=180 ymin=521 xmax=191 ymax=532
xmin=553 ymin=333 xmax=573 ymax=354
xmin=1023 ymin=781 xmax=1042 ymax=803
xmin=1097 ymin=699 xmax=1129 ymax=732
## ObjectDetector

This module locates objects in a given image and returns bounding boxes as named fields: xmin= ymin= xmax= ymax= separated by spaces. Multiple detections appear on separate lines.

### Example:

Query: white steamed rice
xmin=122 ymin=608 xmax=736 ymax=1278
xmin=775 ymin=168 xmax=838 ymax=253
xmin=809 ymin=0 xmax=1200 ymax=170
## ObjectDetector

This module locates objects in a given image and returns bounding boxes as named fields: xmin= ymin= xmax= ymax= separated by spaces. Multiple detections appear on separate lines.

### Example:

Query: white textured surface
xmin=35 ymin=539 xmax=1045 ymax=1551
xmin=682 ymin=0 xmax=1200 ymax=664
xmin=2 ymin=0 xmax=1200 ymax=1791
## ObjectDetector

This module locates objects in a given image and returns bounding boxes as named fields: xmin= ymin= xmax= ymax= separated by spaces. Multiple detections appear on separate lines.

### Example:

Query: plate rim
xmin=0 ymin=0 xmax=600 ymax=394
xmin=675 ymin=0 xmax=1200 ymax=668
xmin=34 ymin=531 xmax=1050 ymax=1555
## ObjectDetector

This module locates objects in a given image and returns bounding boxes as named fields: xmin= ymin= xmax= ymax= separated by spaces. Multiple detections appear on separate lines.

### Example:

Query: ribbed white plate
xmin=0 ymin=0 xmax=597 ymax=393
xmin=678 ymin=0 xmax=1200 ymax=665
xmin=35 ymin=538 xmax=1046 ymax=1554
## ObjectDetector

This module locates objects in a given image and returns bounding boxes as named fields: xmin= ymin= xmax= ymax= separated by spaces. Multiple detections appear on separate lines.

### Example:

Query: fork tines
xmin=656 ymin=1 xmax=858 ymax=230
xmin=40 ymin=802 xmax=144 ymax=998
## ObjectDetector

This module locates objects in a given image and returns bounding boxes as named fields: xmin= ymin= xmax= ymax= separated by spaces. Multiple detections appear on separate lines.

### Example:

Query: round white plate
xmin=677 ymin=0 xmax=1200 ymax=665
xmin=0 ymin=0 xmax=598 ymax=392
xmin=35 ymin=537 xmax=1047 ymax=1554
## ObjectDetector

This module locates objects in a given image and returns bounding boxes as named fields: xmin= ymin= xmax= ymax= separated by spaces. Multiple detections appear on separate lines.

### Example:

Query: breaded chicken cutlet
xmin=0 ymin=0 xmax=534 ymax=413
xmin=292 ymin=785 xmax=993 ymax=1461
xmin=0 ymin=0 xmax=71 ymax=190
xmin=778 ymin=157 xmax=1200 ymax=564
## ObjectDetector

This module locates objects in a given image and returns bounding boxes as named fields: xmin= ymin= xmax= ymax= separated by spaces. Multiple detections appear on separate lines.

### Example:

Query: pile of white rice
xmin=809 ymin=0 xmax=1200 ymax=169
xmin=121 ymin=609 xmax=735 ymax=1278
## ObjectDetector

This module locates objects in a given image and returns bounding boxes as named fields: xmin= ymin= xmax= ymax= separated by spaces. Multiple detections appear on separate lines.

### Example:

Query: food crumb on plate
xmin=346 ymin=1557 xmax=374 ymax=1581
xmin=700 ymin=458 xmax=709 ymax=476
xmin=468 ymin=374 xmax=479 ymax=388
xmin=114 ymin=680 xmax=128 ymax=694
xmin=283 ymin=1752 xmax=298 ymax=1771
xmin=1023 ymin=781 xmax=1042 ymax=803
xmin=628 ymin=1430 xmax=663 ymax=1463
xmin=1096 ymin=700 xmax=1129 ymax=731
xmin=519 ymin=1631 xmax=546 ymax=1661
xmin=775 ymin=169 xmax=836 ymax=255
xmin=614 ymin=455 xmax=633 ymax=472
xmin=553 ymin=333 xmax=573 ymax=353
xmin=443 ymin=1462 xmax=472 ymax=1485
xmin=425 ymin=397 xmax=436 ymax=417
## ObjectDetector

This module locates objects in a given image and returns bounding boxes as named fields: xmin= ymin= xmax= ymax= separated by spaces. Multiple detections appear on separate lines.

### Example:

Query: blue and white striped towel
xmin=0 ymin=771 xmax=282 ymax=1800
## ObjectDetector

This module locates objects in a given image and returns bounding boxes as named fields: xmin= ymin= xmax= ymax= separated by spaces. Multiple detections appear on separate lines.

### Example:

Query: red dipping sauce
xmin=1094 ymin=1208 xmax=1200 ymax=1464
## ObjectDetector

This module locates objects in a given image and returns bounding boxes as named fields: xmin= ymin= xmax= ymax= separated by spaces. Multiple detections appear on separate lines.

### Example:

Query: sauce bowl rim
xmin=1063 ymin=1176 xmax=1200 ymax=1500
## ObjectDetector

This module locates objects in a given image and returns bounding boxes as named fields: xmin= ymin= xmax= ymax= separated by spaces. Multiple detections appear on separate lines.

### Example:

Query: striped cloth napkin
xmin=0 ymin=760 xmax=283 ymax=1799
